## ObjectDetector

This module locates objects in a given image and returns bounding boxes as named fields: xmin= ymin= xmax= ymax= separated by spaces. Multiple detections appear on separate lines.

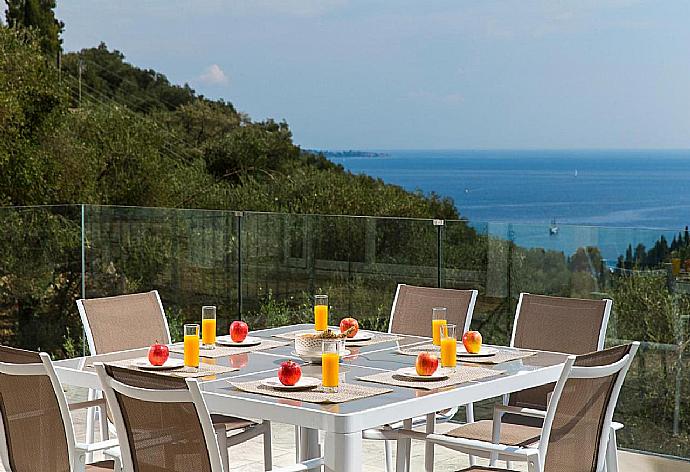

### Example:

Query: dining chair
xmin=400 ymin=342 xmax=638 ymax=472
xmin=443 ymin=293 xmax=615 ymax=471
xmin=0 ymin=345 xmax=118 ymax=472
xmin=77 ymin=290 xmax=273 ymax=470
xmin=362 ymin=284 xmax=478 ymax=472
xmin=95 ymin=363 xmax=324 ymax=472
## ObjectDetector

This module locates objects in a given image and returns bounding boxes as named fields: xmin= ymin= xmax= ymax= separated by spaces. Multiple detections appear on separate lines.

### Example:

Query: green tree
xmin=4 ymin=0 xmax=63 ymax=60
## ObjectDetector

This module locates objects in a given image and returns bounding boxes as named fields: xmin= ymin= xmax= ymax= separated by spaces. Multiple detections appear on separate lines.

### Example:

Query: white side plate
xmin=345 ymin=330 xmax=373 ymax=342
xmin=134 ymin=359 xmax=185 ymax=370
xmin=395 ymin=367 xmax=450 ymax=381
xmin=456 ymin=345 xmax=498 ymax=357
xmin=261 ymin=376 xmax=320 ymax=391
xmin=217 ymin=336 xmax=262 ymax=347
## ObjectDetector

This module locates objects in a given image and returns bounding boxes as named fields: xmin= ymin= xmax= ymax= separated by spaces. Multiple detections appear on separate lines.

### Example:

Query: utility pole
xmin=78 ymin=58 xmax=83 ymax=107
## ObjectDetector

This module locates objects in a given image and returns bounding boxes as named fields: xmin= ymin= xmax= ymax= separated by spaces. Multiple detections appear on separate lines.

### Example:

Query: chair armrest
xmin=395 ymin=428 xmax=537 ymax=460
xmin=69 ymin=398 xmax=107 ymax=411
xmin=611 ymin=421 xmax=624 ymax=431
xmin=494 ymin=404 xmax=547 ymax=419
xmin=75 ymin=438 xmax=119 ymax=453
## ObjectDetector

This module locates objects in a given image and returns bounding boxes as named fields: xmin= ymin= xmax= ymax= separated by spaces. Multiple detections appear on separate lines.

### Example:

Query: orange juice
xmin=184 ymin=334 xmax=200 ymax=367
xmin=432 ymin=319 xmax=447 ymax=345
xmin=314 ymin=305 xmax=328 ymax=331
xmin=202 ymin=318 xmax=216 ymax=345
xmin=440 ymin=337 xmax=457 ymax=368
xmin=321 ymin=352 xmax=340 ymax=388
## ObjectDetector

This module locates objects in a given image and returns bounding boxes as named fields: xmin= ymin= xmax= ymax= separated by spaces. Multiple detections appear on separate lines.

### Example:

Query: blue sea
xmin=331 ymin=149 xmax=690 ymax=261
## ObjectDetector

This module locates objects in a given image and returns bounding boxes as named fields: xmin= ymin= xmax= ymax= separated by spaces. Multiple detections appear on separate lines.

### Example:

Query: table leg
xmin=425 ymin=413 xmax=435 ymax=472
xmin=396 ymin=418 xmax=412 ymax=472
xmin=299 ymin=427 xmax=320 ymax=472
xmin=324 ymin=431 xmax=363 ymax=472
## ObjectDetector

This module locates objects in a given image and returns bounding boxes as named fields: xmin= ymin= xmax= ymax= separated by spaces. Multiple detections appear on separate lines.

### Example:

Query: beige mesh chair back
xmin=0 ymin=346 xmax=114 ymax=472
xmin=389 ymin=284 xmax=477 ymax=337
xmin=539 ymin=343 xmax=638 ymax=472
xmin=77 ymin=290 xmax=171 ymax=354
xmin=508 ymin=293 xmax=611 ymax=411
xmin=95 ymin=363 xmax=224 ymax=472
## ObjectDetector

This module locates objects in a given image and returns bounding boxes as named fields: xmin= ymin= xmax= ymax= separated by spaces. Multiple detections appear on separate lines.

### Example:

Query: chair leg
xmin=395 ymin=419 xmax=412 ymax=472
xmin=606 ymin=428 xmax=619 ymax=472
xmin=384 ymin=440 xmax=394 ymax=472
xmin=262 ymin=421 xmax=273 ymax=471
xmin=466 ymin=403 xmax=476 ymax=466
xmin=294 ymin=425 xmax=301 ymax=462
xmin=425 ymin=413 xmax=435 ymax=472
xmin=85 ymin=388 xmax=97 ymax=463
xmin=214 ymin=423 xmax=230 ymax=472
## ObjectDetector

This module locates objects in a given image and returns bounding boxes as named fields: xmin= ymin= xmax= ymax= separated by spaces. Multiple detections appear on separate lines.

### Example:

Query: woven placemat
xmin=107 ymin=357 xmax=238 ymax=378
xmin=230 ymin=380 xmax=392 ymax=404
xmin=273 ymin=329 xmax=401 ymax=347
xmin=358 ymin=366 xmax=501 ymax=390
xmin=397 ymin=344 xmax=537 ymax=365
xmin=168 ymin=339 xmax=289 ymax=359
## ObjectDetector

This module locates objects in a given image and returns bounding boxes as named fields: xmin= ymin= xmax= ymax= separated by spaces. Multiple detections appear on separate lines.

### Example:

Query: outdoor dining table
xmin=53 ymin=323 xmax=569 ymax=472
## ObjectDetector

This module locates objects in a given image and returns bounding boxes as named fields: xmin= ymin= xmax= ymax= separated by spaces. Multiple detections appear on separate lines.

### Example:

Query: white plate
xmin=344 ymin=330 xmax=373 ymax=342
xmin=456 ymin=345 xmax=498 ymax=357
xmin=134 ymin=359 xmax=185 ymax=370
xmin=395 ymin=367 xmax=450 ymax=381
xmin=292 ymin=350 xmax=351 ymax=364
xmin=217 ymin=336 xmax=262 ymax=347
xmin=261 ymin=376 xmax=320 ymax=391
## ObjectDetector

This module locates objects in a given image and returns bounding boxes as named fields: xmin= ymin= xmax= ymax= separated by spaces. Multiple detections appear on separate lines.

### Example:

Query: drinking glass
xmin=321 ymin=339 xmax=343 ymax=393
xmin=314 ymin=294 xmax=329 ymax=331
xmin=184 ymin=324 xmax=200 ymax=368
xmin=432 ymin=307 xmax=448 ymax=346
xmin=440 ymin=323 xmax=457 ymax=371
xmin=201 ymin=306 xmax=217 ymax=350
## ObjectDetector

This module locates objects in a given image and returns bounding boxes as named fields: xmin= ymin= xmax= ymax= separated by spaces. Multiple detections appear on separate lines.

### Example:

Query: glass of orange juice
xmin=321 ymin=339 xmax=343 ymax=393
xmin=184 ymin=324 xmax=200 ymax=368
xmin=314 ymin=294 xmax=329 ymax=331
xmin=440 ymin=323 xmax=457 ymax=372
xmin=201 ymin=306 xmax=216 ymax=350
xmin=432 ymin=307 xmax=448 ymax=346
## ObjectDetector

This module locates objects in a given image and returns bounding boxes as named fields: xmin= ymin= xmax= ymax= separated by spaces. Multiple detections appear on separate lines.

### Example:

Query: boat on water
xmin=549 ymin=218 xmax=559 ymax=235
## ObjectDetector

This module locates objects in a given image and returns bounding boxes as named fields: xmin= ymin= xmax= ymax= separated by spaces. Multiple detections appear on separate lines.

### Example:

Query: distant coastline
xmin=306 ymin=149 xmax=389 ymax=158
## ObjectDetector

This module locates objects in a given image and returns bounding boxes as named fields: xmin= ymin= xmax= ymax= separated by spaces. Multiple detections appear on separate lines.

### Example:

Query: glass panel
xmin=83 ymin=206 xmax=238 ymax=342
xmin=241 ymin=212 xmax=438 ymax=332
xmin=0 ymin=205 xmax=83 ymax=357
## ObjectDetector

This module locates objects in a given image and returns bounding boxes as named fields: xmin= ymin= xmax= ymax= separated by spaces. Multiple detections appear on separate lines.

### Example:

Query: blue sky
xmin=54 ymin=0 xmax=690 ymax=150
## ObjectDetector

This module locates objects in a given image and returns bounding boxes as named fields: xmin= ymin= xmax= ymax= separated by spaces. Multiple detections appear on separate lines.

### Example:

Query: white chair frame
xmin=0 ymin=353 xmax=119 ymax=472
xmin=96 ymin=363 xmax=322 ymax=472
xmin=78 ymin=290 xmax=273 ymax=470
xmin=76 ymin=290 xmax=170 ymax=461
xmin=364 ymin=284 xmax=478 ymax=472
xmin=400 ymin=342 xmax=639 ymax=472
xmin=95 ymin=362 xmax=225 ymax=472
xmin=496 ymin=292 xmax=613 ymax=469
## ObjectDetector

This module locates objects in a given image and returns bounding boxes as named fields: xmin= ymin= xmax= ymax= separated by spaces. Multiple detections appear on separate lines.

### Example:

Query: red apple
xmin=339 ymin=318 xmax=359 ymax=338
xmin=462 ymin=330 xmax=482 ymax=354
xmin=148 ymin=342 xmax=169 ymax=366
xmin=230 ymin=320 xmax=249 ymax=343
xmin=415 ymin=352 xmax=439 ymax=376
xmin=278 ymin=360 xmax=302 ymax=386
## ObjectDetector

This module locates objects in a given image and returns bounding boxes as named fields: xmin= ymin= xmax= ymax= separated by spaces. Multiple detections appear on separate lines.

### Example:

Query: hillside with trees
xmin=0 ymin=4 xmax=457 ymax=220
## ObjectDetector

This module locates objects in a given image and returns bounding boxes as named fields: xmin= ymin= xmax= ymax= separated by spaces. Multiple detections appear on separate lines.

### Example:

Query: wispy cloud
xmin=198 ymin=64 xmax=229 ymax=86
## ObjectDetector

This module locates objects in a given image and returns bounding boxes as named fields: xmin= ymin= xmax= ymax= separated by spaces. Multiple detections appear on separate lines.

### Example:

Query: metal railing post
xmin=236 ymin=211 xmax=243 ymax=320
xmin=80 ymin=204 xmax=86 ymax=356
xmin=434 ymin=219 xmax=444 ymax=288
